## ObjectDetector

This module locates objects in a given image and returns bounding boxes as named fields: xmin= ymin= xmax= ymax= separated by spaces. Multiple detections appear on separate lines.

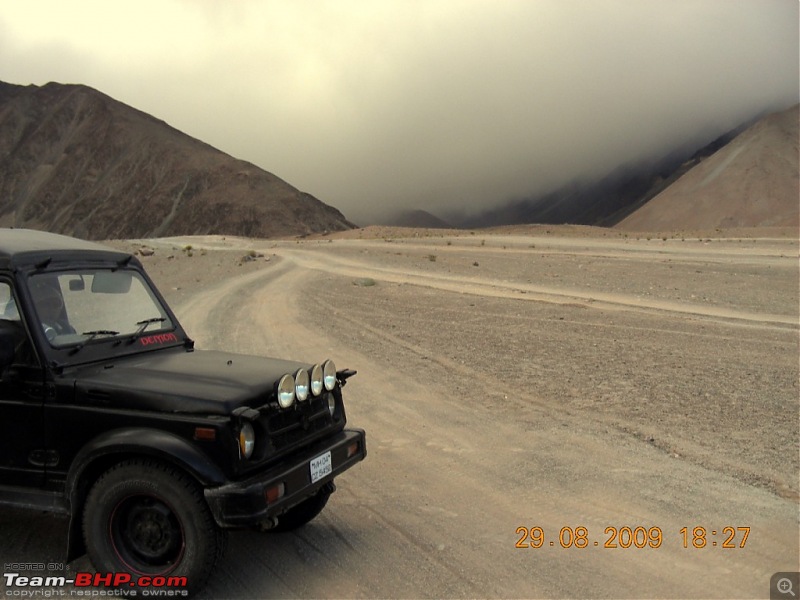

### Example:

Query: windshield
xmin=28 ymin=269 xmax=174 ymax=348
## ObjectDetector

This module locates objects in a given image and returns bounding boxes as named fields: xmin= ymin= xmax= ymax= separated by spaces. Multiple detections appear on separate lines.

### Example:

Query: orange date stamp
xmin=515 ymin=526 xmax=750 ymax=549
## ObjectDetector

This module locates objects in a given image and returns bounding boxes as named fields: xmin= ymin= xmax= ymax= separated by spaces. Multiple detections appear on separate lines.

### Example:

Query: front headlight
xmin=327 ymin=394 xmax=336 ymax=418
xmin=295 ymin=368 xmax=310 ymax=402
xmin=277 ymin=374 xmax=295 ymax=408
xmin=239 ymin=422 xmax=255 ymax=459
xmin=310 ymin=364 xmax=324 ymax=396
xmin=323 ymin=359 xmax=337 ymax=391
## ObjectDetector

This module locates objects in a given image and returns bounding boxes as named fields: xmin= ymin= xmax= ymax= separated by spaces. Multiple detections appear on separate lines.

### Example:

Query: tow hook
xmin=256 ymin=517 xmax=279 ymax=531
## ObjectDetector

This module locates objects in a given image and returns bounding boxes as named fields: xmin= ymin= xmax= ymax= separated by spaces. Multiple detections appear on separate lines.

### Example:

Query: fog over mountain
xmin=1 ymin=1 xmax=796 ymax=225
xmin=442 ymin=116 xmax=756 ymax=229
xmin=617 ymin=104 xmax=799 ymax=231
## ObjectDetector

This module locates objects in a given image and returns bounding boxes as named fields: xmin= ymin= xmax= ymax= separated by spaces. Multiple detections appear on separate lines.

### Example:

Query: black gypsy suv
xmin=0 ymin=228 xmax=367 ymax=595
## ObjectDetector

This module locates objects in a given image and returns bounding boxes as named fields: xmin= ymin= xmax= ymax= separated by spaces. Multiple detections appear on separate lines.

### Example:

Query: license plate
xmin=310 ymin=451 xmax=332 ymax=483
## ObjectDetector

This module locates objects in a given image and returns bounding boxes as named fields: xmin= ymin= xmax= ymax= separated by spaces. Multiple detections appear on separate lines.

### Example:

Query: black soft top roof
xmin=0 ymin=228 xmax=133 ymax=269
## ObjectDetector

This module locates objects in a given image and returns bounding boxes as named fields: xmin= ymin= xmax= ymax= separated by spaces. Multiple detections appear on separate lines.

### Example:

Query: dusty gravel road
xmin=1 ymin=230 xmax=797 ymax=599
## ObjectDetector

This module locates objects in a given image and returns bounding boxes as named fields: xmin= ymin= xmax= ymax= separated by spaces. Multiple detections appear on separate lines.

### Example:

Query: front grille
xmin=263 ymin=393 xmax=332 ymax=453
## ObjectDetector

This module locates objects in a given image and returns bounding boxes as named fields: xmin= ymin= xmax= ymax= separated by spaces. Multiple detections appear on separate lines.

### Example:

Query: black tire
xmin=271 ymin=488 xmax=331 ymax=532
xmin=82 ymin=459 xmax=225 ymax=597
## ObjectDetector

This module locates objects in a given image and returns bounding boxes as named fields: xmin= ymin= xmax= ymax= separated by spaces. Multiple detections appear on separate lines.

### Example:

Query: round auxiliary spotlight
xmin=295 ymin=368 xmax=310 ymax=402
xmin=277 ymin=374 xmax=296 ymax=408
xmin=322 ymin=359 xmax=337 ymax=392
xmin=310 ymin=364 xmax=324 ymax=396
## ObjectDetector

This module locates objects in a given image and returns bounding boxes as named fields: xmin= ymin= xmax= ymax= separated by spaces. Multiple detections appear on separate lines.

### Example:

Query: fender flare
xmin=64 ymin=427 xmax=228 ymax=562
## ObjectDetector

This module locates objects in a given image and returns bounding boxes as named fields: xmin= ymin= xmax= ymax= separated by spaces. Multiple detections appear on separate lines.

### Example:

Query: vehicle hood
xmin=69 ymin=349 xmax=309 ymax=415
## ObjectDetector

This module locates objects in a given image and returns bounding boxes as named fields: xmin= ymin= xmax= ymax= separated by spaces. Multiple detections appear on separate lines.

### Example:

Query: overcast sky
xmin=1 ymin=1 xmax=797 ymax=224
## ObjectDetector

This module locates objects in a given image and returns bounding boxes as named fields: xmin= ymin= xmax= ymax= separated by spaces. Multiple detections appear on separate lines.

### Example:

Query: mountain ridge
xmin=447 ymin=115 xmax=764 ymax=230
xmin=617 ymin=104 xmax=799 ymax=231
xmin=419 ymin=105 xmax=796 ymax=232
xmin=0 ymin=81 xmax=354 ymax=239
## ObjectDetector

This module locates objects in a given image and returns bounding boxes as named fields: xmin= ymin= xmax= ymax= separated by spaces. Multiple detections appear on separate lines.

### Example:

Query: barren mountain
xmin=448 ymin=106 xmax=797 ymax=232
xmin=0 ymin=81 xmax=354 ymax=239
xmin=452 ymin=123 xmax=752 ymax=229
xmin=617 ymin=104 xmax=799 ymax=231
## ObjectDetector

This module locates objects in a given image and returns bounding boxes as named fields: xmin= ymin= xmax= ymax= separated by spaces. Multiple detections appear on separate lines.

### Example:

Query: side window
xmin=0 ymin=282 xmax=37 ymax=368
xmin=0 ymin=282 xmax=19 ymax=321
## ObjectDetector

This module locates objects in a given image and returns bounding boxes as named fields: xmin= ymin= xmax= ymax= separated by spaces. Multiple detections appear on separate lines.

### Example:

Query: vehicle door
xmin=0 ymin=279 xmax=47 ymax=487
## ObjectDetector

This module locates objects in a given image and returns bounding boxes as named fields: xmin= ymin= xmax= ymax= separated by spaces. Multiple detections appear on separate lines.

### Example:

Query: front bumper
xmin=204 ymin=428 xmax=366 ymax=528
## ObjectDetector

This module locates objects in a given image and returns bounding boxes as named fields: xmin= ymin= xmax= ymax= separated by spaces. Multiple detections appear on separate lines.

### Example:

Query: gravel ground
xmin=118 ymin=230 xmax=799 ymax=499
xmin=0 ymin=227 xmax=786 ymax=599
xmin=302 ymin=271 xmax=798 ymax=499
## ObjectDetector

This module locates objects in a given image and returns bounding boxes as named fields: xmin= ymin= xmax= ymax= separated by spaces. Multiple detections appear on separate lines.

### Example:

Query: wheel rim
xmin=109 ymin=494 xmax=185 ymax=575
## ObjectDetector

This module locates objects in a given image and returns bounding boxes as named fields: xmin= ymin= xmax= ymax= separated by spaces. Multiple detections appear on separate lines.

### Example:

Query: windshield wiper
xmin=127 ymin=317 xmax=167 ymax=344
xmin=68 ymin=330 xmax=120 ymax=355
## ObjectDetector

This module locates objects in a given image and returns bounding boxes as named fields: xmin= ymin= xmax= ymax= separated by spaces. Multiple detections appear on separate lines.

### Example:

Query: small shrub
xmin=353 ymin=278 xmax=377 ymax=287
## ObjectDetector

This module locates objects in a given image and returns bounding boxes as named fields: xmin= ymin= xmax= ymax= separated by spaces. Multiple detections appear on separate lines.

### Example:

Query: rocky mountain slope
xmin=450 ymin=131 xmax=751 ymax=230
xmin=617 ymin=104 xmax=799 ymax=231
xmin=0 ymin=81 xmax=354 ymax=239
xmin=450 ymin=106 xmax=797 ymax=231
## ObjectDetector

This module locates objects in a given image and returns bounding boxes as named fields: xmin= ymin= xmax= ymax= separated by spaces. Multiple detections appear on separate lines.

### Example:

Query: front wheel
xmin=83 ymin=459 xmax=225 ymax=597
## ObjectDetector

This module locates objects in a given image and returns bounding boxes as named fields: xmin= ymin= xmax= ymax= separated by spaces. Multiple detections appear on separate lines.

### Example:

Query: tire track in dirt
xmin=172 ymin=250 xmax=796 ymax=598
xmin=175 ymin=259 xmax=506 ymax=597
xmin=274 ymin=247 xmax=797 ymax=330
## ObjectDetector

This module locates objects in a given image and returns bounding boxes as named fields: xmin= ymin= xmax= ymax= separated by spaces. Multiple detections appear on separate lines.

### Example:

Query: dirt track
xmin=1 ymin=230 xmax=798 ymax=598
xmin=161 ymin=231 xmax=800 ymax=598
